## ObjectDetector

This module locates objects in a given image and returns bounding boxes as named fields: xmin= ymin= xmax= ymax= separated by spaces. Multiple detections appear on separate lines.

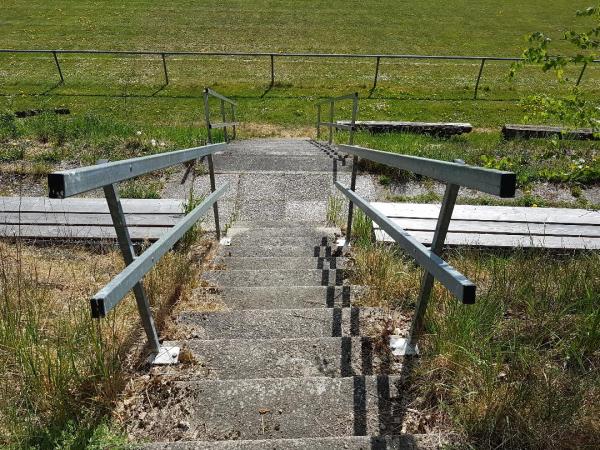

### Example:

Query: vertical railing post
xmin=52 ymin=51 xmax=64 ymax=84
xmin=349 ymin=92 xmax=358 ymax=145
xmin=203 ymin=89 xmax=212 ymax=144
xmin=231 ymin=103 xmax=237 ymax=140
xmin=328 ymin=100 xmax=334 ymax=145
xmin=270 ymin=54 xmax=275 ymax=87
xmin=316 ymin=104 xmax=321 ymax=139
xmin=372 ymin=56 xmax=381 ymax=91
xmin=473 ymin=58 xmax=486 ymax=99
xmin=345 ymin=155 xmax=359 ymax=244
xmin=203 ymin=89 xmax=222 ymax=240
xmin=101 ymin=177 xmax=161 ymax=354
xmin=220 ymin=99 xmax=228 ymax=142
xmin=405 ymin=162 xmax=464 ymax=352
xmin=576 ymin=62 xmax=588 ymax=86
xmin=161 ymin=53 xmax=169 ymax=85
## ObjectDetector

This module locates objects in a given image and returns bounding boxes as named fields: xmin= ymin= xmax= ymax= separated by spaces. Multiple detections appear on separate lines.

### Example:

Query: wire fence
xmin=1 ymin=49 xmax=598 ymax=99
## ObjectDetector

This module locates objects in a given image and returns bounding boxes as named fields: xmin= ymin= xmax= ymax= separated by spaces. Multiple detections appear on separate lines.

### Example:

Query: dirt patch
xmin=240 ymin=122 xmax=314 ymax=138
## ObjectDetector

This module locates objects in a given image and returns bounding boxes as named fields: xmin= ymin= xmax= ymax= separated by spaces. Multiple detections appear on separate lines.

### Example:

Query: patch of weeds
xmin=0 ymin=112 xmax=18 ymax=141
xmin=378 ymin=174 xmax=392 ymax=186
xmin=0 ymin=145 xmax=25 ymax=162
xmin=417 ymin=249 xmax=600 ymax=449
xmin=326 ymin=195 xmax=344 ymax=228
xmin=350 ymin=243 xmax=420 ymax=308
xmin=352 ymin=209 xmax=373 ymax=248
xmin=178 ymin=187 xmax=205 ymax=250
xmin=118 ymin=178 xmax=163 ymax=199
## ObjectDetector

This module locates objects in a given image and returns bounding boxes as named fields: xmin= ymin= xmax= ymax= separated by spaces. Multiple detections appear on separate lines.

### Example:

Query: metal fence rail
xmin=2 ymin=48 xmax=598 ymax=99
xmin=335 ymin=143 xmax=516 ymax=355
xmin=47 ymin=90 xmax=236 ymax=363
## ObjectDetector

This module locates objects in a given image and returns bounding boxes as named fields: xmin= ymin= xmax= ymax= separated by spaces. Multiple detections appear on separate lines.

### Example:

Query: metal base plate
xmin=390 ymin=336 xmax=419 ymax=356
xmin=149 ymin=346 xmax=180 ymax=365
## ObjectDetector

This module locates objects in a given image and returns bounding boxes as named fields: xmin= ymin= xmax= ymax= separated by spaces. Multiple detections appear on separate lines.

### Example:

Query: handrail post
xmin=473 ymin=58 xmax=486 ymax=99
xmin=101 ymin=178 xmax=161 ymax=354
xmin=328 ymin=100 xmax=334 ymax=145
xmin=405 ymin=166 xmax=462 ymax=353
xmin=161 ymin=53 xmax=169 ymax=85
xmin=576 ymin=62 xmax=588 ymax=86
xmin=203 ymin=89 xmax=212 ymax=144
xmin=316 ymin=104 xmax=321 ymax=139
xmin=349 ymin=92 xmax=358 ymax=145
xmin=203 ymin=89 xmax=222 ymax=239
xmin=345 ymin=155 xmax=359 ymax=244
xmin=207 ymin=154 xmax=221 ymax=240
xmin=372 ymin=56 xmax=381 ymax=90
xmin=220 ymin=99 xmax=228 ymax=142
xmin=52 ymin=51 xmax=64 ymax=84
xmin=231 ymin=103 xmax=237 ymax=140
xmin=270 ymin=54 xmax=275 ymax=87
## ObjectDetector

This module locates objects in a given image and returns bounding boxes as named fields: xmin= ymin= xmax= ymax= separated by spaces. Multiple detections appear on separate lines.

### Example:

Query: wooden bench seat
xmin=372 ymin=202 xmax=600 ymax=250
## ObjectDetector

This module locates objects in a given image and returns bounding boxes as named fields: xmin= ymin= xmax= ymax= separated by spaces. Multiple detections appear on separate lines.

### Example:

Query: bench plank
xmin=372 ymin=203 xmax=600 ymax=249
xmin=337 ymin=120 xmax=472 ymax=136
xmin=502 ymin=124 xmax=597 ymax=141
xmin=0 ymin=197 xmax=184 ymax=214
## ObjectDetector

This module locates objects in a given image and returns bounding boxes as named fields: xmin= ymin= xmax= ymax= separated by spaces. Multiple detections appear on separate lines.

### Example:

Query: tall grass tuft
xmin=0 ymin=238 xmax=201 ymax=448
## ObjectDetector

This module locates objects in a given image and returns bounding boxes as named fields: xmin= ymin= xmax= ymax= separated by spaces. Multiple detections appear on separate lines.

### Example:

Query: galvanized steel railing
xmin=47 ymin=90 xmax=236 ymax=363
xmin=335 ymin=144 xmax=516 ymax=355
xmin=315 ymin=93 xmax=358 ymax=145
xmin=2 ymin=48 xmax=597 ymax=99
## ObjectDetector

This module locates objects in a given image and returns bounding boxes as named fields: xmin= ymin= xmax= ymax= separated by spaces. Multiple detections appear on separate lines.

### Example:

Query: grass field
xmin=1 ymin=0 xmax=599 ymax=130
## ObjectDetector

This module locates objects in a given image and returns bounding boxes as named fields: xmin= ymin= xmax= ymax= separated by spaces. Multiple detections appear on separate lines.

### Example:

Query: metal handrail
xmin=203 ymin=88 xmax=238 ymax=143
xmin=315 ymin=92 xmax=358 ymax=145
xmin=3 ymin=48 xmax=597 ymax=98
xmin=48 ymin=140 xmax=231 ymax=364
xmin=336 ymin=143 xmax=516 ymax=355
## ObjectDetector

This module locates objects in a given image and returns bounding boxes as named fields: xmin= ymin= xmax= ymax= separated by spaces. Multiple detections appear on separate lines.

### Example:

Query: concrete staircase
xmin=134 ymin=221 xmax=430 ymax=449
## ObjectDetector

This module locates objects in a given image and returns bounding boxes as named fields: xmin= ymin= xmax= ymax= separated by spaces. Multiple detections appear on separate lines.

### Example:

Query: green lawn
xmin=1 ymin=0 xmax=599 ymax=130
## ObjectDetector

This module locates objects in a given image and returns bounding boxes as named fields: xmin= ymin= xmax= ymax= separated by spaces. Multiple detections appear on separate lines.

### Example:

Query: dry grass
xmin=0 ymin=235 xmax=211 ymax=448
xmin=349 ymin=243 xmax=600 ymax=449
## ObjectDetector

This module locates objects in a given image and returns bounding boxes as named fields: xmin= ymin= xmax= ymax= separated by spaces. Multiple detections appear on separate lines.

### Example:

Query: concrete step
xmin=218 ymin=244 xmax=339 ymax=257
xmin=176 ymin=307 xmax=402 ymax=340
xmin=202 ymin=269 xmax=346 ymax=287
xmin=144 ymin=435 xmax=429 ymax=449
xmin=167 ymin=337 xmax=395 ymax=380
xmin=212 ymin=256 xmax=347 ymax=270
xmin=226 ymin=226 xmax=339 ymax=239
xmin=213 ymin=155 xmax=351 ymax=172
xmin=199 ymin=286 xmax=358 ymax=309
xmin=225 ymin=235 xmax=336 ymax=248
xmin=128 ymin=375 xmax=406 ymax=441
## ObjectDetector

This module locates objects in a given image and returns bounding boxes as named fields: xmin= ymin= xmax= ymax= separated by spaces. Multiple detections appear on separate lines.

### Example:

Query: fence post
xmin=473 ymin=58 xmax=486 ymax=99
xmin=161 ymin=53 xmax=169 ymax=85
xmin=52 ymin=51 xmax=64 ymax=84
xmin=372 ymin=56 xmax=381 ymax=90
xmin=270 ymin=54 xmax=275 ymax=87
xmin=206 ymin=154 xmax=221 ymax=240
xmin=576 ymin=62 xmax=588 ymax=86
xmin=101 ymin=179 xmax=161 ymax=354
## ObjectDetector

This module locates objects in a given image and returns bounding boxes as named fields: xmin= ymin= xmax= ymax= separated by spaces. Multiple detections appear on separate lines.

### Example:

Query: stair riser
xmin=202 ymin=286 xmax=358 ymax=310
xmin=176 ymin=307 xmax=404 ymax=340
xmin=213 ymin=257 xmax=347 ymax=271
xmin=202 ymin=269 xmax=346 ymax=287
xmin=165 ymin=337 xmax=394 ymax=380
xmin=219 ymin=246 xmax=340 ymax=257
